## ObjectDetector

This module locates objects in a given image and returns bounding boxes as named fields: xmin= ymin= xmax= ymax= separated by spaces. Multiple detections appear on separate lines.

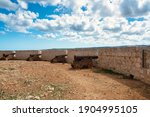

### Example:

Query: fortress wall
xmin=98 ymin=46 xmax=150 ymax=85
xmin=15 ymin=50 xmax=41 ymax=60
xmin=41 ymin=49 xmax=67 ymax=61
xmin=0 ymin=46 xmax=150 ymax=85
xmin=67 ymin=48 xmax=99 ymax=63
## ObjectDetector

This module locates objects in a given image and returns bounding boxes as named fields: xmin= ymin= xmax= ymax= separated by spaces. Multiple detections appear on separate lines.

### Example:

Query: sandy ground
xmin=0 ymin=61 xmax=150 ymax=100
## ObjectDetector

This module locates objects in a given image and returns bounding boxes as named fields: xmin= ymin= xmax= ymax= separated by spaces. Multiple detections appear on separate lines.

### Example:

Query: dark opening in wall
xmin=129 ymin=74 xmax=134 ymax=79
xmin=122 ymin=74 xmax=135 ymax=80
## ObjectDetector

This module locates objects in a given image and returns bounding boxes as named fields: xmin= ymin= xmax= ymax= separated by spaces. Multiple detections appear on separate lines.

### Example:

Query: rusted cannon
xmin=0 ymin=53 xmax=16 ymax=60
xmin=26 ymin=54 xmax=42 ymax=61
xmin=50 ymin=55 xmax=67 ymax=63
xmin=71 ymin=56 xmax=98 ymax=69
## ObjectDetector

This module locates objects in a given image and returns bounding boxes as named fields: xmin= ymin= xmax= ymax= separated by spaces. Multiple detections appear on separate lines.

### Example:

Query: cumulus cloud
xmin=120 ymin=0 xmax=150 ymax=17
xmin=32 ymin=12 xmax=150 ymax=45
xmin=32 ymin=13 xmax=101 ymax=39
xmin=0 ymin=0 xmax=18 ymax=11
xmin=0 ymin=0 xmax=150 ymax=46
xmin=37 ymin=33 xmax=57 ymax=39
xmin=18 ymin=0 xmax=61 ymax=7
xmin=19 ymin=0 xmax=119 ymax=17
xmin=16 ymin=0 xmax=150 ymax=18
xmin=102 ymin=17 xmax=127 ymax=33
xmin=0 ymin=9 xmax=39 ymax=33
xmin=18 ymin=1 xmax=28 ymax=9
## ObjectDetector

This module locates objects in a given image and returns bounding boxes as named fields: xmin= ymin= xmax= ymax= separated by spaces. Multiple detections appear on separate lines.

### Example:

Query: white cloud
xmin=18 ymin=1 xmax=28 ymax=9
xmin=90 ymin=0 xmax=121 ymax=17
xmin=20 ymin=0 xmax=119 ymax=17
xmin=0 ymin=9 xmax=39 ymax=33
xmin=101 ymin=17 xmax=127 ymax=33
xmin=120 ymin=0 xmax=150 ymax=17
xmin=37 ymin=33 xmax=57 ymax=39
xmin=17 ymin=0 xmax=150 ymax=18
xmin=32 ymin=12 xmax=150 ymax=45
xmin=0 ymin=0 xmax=150 ymax=46
xmin=33 ymin=14 xmax=100 ymax=32
xmin=0 ymin=0 xmax=18 ymax=11
xmin=18 ymin=0 xmax=61 ymax=8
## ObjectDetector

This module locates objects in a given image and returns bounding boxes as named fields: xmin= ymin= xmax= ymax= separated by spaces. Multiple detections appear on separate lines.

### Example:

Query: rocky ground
xmin=0 ymin=61 xmax=150 ymax=100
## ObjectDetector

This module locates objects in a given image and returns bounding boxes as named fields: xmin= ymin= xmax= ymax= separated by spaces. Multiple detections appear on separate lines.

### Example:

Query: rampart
xmin=0 ymin=46 xmax=150 ymax=85
xmin=41 ymin=49 xmax=67 ymax=61
xmin=98 ymin=46 xmax=150 ymax=84
xmin=15 ymin=50 xmax=41 ymax=60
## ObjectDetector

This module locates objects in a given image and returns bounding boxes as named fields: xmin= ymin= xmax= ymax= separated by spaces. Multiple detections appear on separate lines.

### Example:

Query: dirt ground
xmin=0 ymin=61 xmax=150 ymax=100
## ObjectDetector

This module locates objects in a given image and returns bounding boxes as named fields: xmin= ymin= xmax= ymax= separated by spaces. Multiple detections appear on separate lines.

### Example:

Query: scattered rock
xmin=34 ymin=96 xmax=40 ymax=100
xmin=23 ymin=80 xmax=33 ymax=86
xmin=45 ymin=85 xmax=55 ymax=92
xmin=25 ymin=95 xmax=40 ymax=100
xmin=25 ymin=95 xmax=34 ymax=100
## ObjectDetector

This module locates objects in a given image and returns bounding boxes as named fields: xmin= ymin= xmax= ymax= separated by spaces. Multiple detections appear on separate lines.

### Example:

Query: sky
xmin=0 ymin=0 xmax=150 ymax=50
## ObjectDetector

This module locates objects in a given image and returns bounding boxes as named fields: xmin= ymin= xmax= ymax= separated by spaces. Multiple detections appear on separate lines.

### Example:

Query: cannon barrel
xmin=71 ymin=55 xmax=98 ymax=69
xmin=29 ymin=54 xmax=41 ymax=57
xmin=0 ymin=53 xmax=16 ymax=60
xmin=50 ymin=55 xmax=67 ymax=63
xmin=27 ymin=54 xmax=42 ymax=61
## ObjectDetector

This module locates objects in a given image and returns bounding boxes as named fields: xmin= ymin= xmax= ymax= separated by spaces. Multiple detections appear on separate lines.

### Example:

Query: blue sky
xmin=0 ymin=0 xmax=150 ymax=50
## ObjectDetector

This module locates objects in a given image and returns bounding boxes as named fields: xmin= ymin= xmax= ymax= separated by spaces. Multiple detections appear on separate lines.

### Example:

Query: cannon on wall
xmin=0 ymin=52 xmax=16 ymax=60
xmin=71 ymin=56 xmax=98 ymax=69
xmin=26 ymin=54 xmax=42 ymax=61
xmin=50 ymin=55 xmax=67 ymax=63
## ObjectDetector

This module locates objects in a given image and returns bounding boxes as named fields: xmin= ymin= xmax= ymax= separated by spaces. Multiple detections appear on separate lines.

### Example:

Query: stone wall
xmin=67 ymin=48 xmax=99 ymax=63
xmin=0 ymin=46 xmax=150 ymax=85
xmin=41 ymin=49 xmax=67 ymax=61
xmin=98 ymin=46 xmax=150 ymax=85
xmin=15 ymin=50 xmax=41 ymax=60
